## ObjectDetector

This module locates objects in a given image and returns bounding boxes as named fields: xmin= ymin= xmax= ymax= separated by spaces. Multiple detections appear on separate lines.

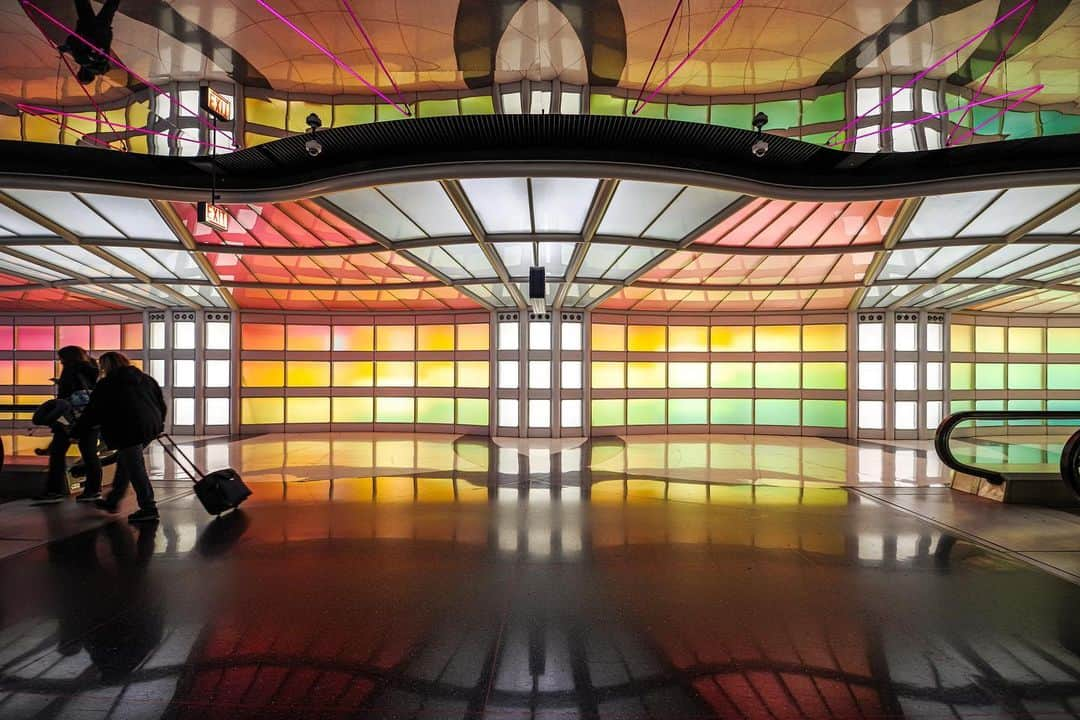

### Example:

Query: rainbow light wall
xmin=238 ymin=313 xmax=491 ymax=430
xmin=589 ymin=314 xmax=849 ymax=435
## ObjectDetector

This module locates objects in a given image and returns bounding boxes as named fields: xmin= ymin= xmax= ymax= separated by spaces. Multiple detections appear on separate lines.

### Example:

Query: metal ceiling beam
xmin=439 ymin=179 xmax=526 ymax=310
xmin=887 ymin=189 xmax=1080 ymax=310
xmin=553 ymin=178 xmax=618 ymax=310
xmin=848 ymin=197 xmax=921 ymax=311
xmin=153 ymin=200 xmax=238 ymax=310
xmin=0 ymin=245 xmax=166 ymax=309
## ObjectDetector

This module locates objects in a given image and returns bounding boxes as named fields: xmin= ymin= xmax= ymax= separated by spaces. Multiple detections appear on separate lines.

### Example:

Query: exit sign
xmin=197 ymin=202 xmax=229 ymax=231
xmin=200 ymin=87 xmax=233 ymax=122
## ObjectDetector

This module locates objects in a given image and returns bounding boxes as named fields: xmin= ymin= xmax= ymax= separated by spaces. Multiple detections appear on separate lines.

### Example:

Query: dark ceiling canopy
xmin=0 ymin=114 xmax=1076 ymax=202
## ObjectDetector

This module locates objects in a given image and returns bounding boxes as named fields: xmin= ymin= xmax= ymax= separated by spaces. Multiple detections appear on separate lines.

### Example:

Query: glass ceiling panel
xmin=76 ymin=193 xmax=177 ymax=241
xmin=643 ymin=187 xmax=741 ymax=241
xmin=459 ymin=178 xmax=531 ymax=233
xmin=4 ymin=190 xmax=125 ymax=239
xmin=956 ymin=245 xmax=1039 ymax=278
xmin=562 ymin=282 xmax=610 ymax=308
xmin=973 ymin=244 xmax=1080 ymax=279
xmin=578 ymin=244 xmax=625 ymax=278
xmin=404 ymin=246 xmax=470 ymax=280
xmin=944 ymin=284 xmax=1021 ymax=308
xmin=169 ymin=283 xmax=228 ymax=307
xmin=324 ymin=188 xmax=424 ymax=241
xmin=495 ymin=241 xmax=534 ymax=277
xmin=596 ymin=181 xmax=682 ymax=237
xmin=909 ymin=283 xmax=977 ymax=307
xmin=902 ymin=190 xmax=999 ymax=240
xmin=101 ymin=247 xmax=205 ymax=280
xmin=17 ymin=246 xmax=131 ymax=278
xmin=958 ymin=185 xmax=1079 ymax=238
xmin=468 ymin=283 xmax=516 ymax=307
xmin=377 ymin=182 xmax=469 ymax=237
xmin=603 ymin=246 xmax=664 ymax=281
xmin=0 ymin=252 xmax=69 ymax=281
xmin=0 ymin=202 xmax=55 ymax=236
xmin=537 ymin=242 xmax=575 ymax=278
xmin=0 ymin=287 xmax=121 ymax=311
xmin=531 ymin=178 xmax=598 ymax=233
xmin=1030 ymin=203 xmax=1080 ymax=235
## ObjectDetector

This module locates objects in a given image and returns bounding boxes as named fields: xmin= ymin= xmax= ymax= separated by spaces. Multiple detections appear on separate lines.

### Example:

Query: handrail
xmin=1060 ymin=427 xmax=1080 ymax=499
xmin=935 ymin=410 xmax=1080 ymax=486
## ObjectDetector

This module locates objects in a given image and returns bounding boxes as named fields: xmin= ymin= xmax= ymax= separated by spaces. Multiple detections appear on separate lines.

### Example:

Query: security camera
xmin=304 ymin=137 xmax=323 ymax=157
xmin=750 ymin=111 xmax=769 ymax=157
xmin=752 ymin=111 xmax=768 ymax=131
xmin=751 ymin=138 xmax=769 ymax=158
xmin=306 ymin=113 xmax=323 ymax=131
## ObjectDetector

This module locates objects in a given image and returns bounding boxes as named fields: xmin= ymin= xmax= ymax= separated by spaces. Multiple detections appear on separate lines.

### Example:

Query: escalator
xmin=935 ymin=411 xmax=1080 ymax=506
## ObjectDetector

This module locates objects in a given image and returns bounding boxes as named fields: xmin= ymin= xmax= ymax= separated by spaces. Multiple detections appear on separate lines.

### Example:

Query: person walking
xmin=32 ymin=346 xmax=103 ymax=504
xmin=70 ymin=351 xmax=166 ymax=523
xmin=58 ymin=0 xmax=121 ymax=85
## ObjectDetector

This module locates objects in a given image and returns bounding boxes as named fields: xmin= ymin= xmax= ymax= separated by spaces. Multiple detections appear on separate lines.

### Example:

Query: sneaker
xmin=94 ymin=498 xmax=119 ymax=513
xmin=128 ymin=508 xmax=159 ymax=524
xmin=75 ymin=492 xmax=101 ymax=503
xmin=30 ymin=492 xmax=65 ymax=504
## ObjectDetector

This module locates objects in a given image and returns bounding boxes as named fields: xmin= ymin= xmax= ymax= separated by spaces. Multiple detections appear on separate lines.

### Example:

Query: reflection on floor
xmin=2 ymin=433 xmax=1080 ymax=718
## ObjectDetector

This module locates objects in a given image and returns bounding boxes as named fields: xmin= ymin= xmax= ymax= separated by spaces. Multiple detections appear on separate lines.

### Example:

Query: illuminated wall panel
xmin=15 ymin=360 xmax=54 ymax=386
xmin=803 ymin=324 xmax=846 ymax=352
xmin=456 ymin=323 xmax=489 ymax=351
xmin=592 ymin=324 xmax=625 ymax=351
xmin=1049 ymin=328 xmax=1080 ymax=354
xmin=286 ymin=361 xmax=331 ymax=387
xmin=376 ymin=325 xmax=415 ymax=351
xmin=286 ymin=397 xmax=331 ymax=423
xmin=58 ymin=325 xmax=91 ymax=349
xmin=755 ymin=325 xmax=800 ymax=352
xmin=710 ymin=362 xmax=753 ymax=388
xmin=92 ymin=324 xmax=122 ymax=350
xmin=332 ymin=396 xmax=373 ymax=422
xmin=803 ymin=362 xmax=846 ymax=390
xmin=376 ymin=397 xmax=415 ymax=423
xmin=333 ymin=325 xmax=374 ymax=351
xmin=123 ymin=323 xmax=143 ymax=350
xmin=627 ymin=398 xmax=665 ymax=425
xmin=241 ymin=323 xmax=285 ymax=350
xmin=241 ymin=360 xmax=285 ymax=387
xmin=627 ymin=361 xmax=665 ymax=388
xmin=711 ymin=398 xmax=753 ymax=424
xmin=1008 ymin=327 xmax=1043 ymax=353
xmin=456 ymin=361 xmax=489 ymax=388
xmin=803 ymin=400 xmax=847 ymax=428
xmin=417 ymin=360 xmax=454 ymax=387
xmin=287 ymin=324 xmax=331 ymax=351
xmin=1048 ymin=364 xmax=1080 ymax=390
xmin=755 ymin=362 xmax=800 ymax=389
xmin=457 ymin=398 xmax=489 ymax=425
xmin=15 ymin=326 xmax=53 ymax=351
xmin=418 ymin=325 xmax=455 ymax=351
xmin=1007 ymin=364 xmax=1043 ymax=390
xmin=592 ymin=362 xmax=625 ymax=389
xmin=669 ymin=398 xmax=708 ymax=424
xmin=711 ymin=326 xmax=753 ymax=352
xmin=668 ymin=326 xmax=708 ymax=352
xmin=417 ymin=397 xmax=454 ymax=424
xmin=376 ymin=361 xmax=415 ymax=387
xmin=591 ymin=399 xmax=625 ymax=426
xmin=627 ymin=325 xmax=667 ymax=352
xmin=242 ymin=397 xmax=285 ymax=424
xmin=755 ymin=399 xmax=800 ymax=426
xmin=668 ymin=362 xmax=708 ymax=388
xmin=332 ymin=361 xmax=373 ymax=387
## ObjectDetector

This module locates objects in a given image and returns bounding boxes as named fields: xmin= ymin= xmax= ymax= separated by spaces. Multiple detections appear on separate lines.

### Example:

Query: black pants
xmin=47 ymin=428 xmax=102 ymax=496
xmin=105 ymin=444 xmax=155 ymax=511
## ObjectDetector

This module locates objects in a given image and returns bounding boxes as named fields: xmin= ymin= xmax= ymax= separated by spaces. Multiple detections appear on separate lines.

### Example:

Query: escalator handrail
xmin=1059 ymin=428 xmax=1080 ymax=500
xmin=935 ymin=410 xmax=1080 ymax=486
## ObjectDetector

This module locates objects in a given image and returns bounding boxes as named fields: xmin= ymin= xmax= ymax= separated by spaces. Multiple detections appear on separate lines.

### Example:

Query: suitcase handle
xmin=156 ymin=433 xmax=205 ymax=482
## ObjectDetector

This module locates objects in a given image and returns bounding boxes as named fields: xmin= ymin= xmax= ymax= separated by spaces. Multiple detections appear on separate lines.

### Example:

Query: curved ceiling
xmin=0 ymin=172 xmax=1076 ymax=314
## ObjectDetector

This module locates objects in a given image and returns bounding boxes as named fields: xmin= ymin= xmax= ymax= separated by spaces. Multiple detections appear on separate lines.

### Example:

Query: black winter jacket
xmin=72 ymin=367 xmax=167 ymax=450
xmin=57 ymin=360 xmax=98 ymax=400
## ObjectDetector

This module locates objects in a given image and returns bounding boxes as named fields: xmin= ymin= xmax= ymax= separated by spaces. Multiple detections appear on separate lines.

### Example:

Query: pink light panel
xmin=600 ymin=286 xmax=856 ymax=313
xmin=693 ymin=199 xmax=901 ymax=249
xmin=174 ymin=201 xmax=378 ymax=248
xmin=206 ymin=251 xmax=439 ymax=286
xmin=229 ymin=287 xmax=480 ymax=312
xmin=0 ymin=289 xmax=120 ymax=312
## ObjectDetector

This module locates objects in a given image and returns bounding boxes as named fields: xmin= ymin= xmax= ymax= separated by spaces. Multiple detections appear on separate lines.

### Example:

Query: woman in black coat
xmin=34 ymin=346 xmax=103 ymax=503
xmin=71 ymin=352 xmax=167 ymax=524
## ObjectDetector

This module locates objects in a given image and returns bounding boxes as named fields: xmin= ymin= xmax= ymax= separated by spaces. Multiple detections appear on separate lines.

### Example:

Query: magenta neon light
xmin=948 ymin=85 xmax=1043 ymax=146
xmin=255 ymin=0 xmax=410 ymax=116
xmin=825 ymin=0 xmax=1035 ymax=146
xmin=945 ymin=2 xmax=1034 ymax=146
xmin=632 ymin=0 xmax=686 ymax=114
xmin=20 ymin=0 xmax=236 ymax=147
xmin=632 ymin=0 xmax=745 ymax=115
xmin=17 ymin=103 xmax=236 ymax=152
xmin=827 ymin=84 xmax=1043 ymax=147
xmin=340 ymin=0 xmax=407 ymax=108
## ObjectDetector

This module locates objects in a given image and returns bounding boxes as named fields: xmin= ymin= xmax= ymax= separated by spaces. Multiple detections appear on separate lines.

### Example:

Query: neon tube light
xmin=632 ymin=0 xmax=745 ymax=115
xmin=255 ymin=0 xmax=411 ymax=116
xmin=20 ymin=0 xmax=237 ymax=147
xmin=17 ymin=103 xmax=237 ymax=152
xmin=340 ymin=0 xmax=408 ymax=109
xmin=945 ymin=1 xmax=1035 ymax=146
xmin=827 ymin=85 xmax=1043 ymax=148
xmin=825 ymin=0 xmax=1035 ymax=146
xmin=948 ymin=85 xmax=1044 ymax=146
xmin=632 ymin=0 xmax=685 ymax=115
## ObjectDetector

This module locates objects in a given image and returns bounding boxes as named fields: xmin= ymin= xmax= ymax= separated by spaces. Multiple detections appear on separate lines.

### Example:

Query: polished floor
xmin=2 ymin=434 xmax=1080 ymax=719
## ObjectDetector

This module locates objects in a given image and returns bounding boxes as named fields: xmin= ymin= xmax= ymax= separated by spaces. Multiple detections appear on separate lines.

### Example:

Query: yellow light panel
xmin=418 ymin=360 xmax=454 ymax=387
xmin=627 ymin=325 xmax=666 ymax=352
xmin=286 ymin=361 xmax=331 ymax=387
xmin=456 ymin=361 xmax=489 ymax=388
xmin=286 ymin=397 xmax=330 ymax=424
xmin=333 ymin=325 xmax=374 ymax=351
xmin=286 ymin=324 xmax=331 ymax=351
xmin=242 ymin=397 xmax=284 ymax=424
xmin=375 ymin=361 xmax=414 ymax=387
xmin=376 ymin=325 xmax=415 ymax=351
xmin=417 ymin=325 xmax=455 ymax=351
xmin=15 ymin=360 xmax=54 ymax=386
xmin=456 ymin=323 xmax=490 ymax=351
xmin=668 ymin=326 xmax=708 ymax=352
xmin=591 ymin=324 xmax=626 ymax=352
xmin=755 ymin=325 xmax=800 ymax=352
xmin=241 ymin=361 xmax=284 ymax=388
xmin=627 ymin=361 xmax=666 ymax=388
xmin=1008 ymin=327 xmax=1044 ymax=353
xmin=332 ymin=397 xmax=373 ymax=423
xmin=802 ymin=324 xmax=847 ymax=352
xmin=332 ymin=361 xmax=373 ymax=387
xmin=710 ymin=326 xmax=753 ymax=352
xmin=591 ymin=361 xmax=625 ymax=389
xmin=950 ymin=324 xmax=973 ymax=352
xmin=974 ymin=326 xmax=1005 ymax=353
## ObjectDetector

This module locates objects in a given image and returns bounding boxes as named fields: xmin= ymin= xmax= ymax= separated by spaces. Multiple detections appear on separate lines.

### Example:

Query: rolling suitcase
xmin=157 ymin=433 xmax=251 ymax=515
